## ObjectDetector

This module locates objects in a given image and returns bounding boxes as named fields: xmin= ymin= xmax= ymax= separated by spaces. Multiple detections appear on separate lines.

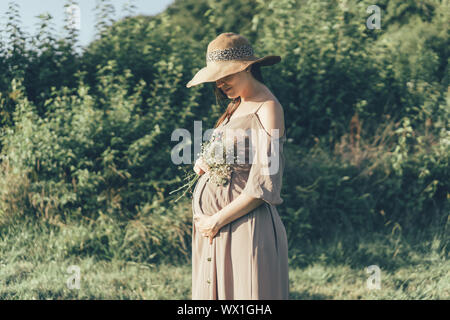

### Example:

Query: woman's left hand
xmin=193 ymin=213 xmax=221 ymax=245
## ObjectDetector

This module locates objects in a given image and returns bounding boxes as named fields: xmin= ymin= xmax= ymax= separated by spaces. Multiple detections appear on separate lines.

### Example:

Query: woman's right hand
xmin=194 ymin=157 xmax=210 ymax=176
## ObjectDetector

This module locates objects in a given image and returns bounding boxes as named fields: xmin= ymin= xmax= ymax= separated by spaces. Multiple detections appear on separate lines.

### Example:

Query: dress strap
xmin=253 ymin=102 xmax=265 ymax=115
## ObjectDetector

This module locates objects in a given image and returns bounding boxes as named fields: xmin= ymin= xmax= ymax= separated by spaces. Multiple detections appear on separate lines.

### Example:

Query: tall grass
xmin=0 ymin=215 xmax=447 ymax=299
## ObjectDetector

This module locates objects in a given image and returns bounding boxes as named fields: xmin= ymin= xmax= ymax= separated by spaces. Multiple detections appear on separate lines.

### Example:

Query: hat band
xmin=206 ymin=45 xmax=254 ymax=63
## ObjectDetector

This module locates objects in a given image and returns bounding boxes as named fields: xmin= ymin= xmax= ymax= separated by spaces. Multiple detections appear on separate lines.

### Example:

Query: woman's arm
xmin=194 ymin=101 xmax=284 ymax=244
xmin=214 ymin=100 xmax=284 ymax=228
xmin=194 ymin=194 xmax=264 ymax=244
xmin=214 ymin=193 xmax=265 ymax=229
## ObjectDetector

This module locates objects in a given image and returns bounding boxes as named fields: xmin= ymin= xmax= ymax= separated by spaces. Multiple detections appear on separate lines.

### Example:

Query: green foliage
xmin=0 ymin=0 xmax=447 ymax=270
xmin=254 ymin=0 xmax=448 ymax=146
xmin=281 ymin=119 xmax=449 ymax=266
xmin=0 ymin=216 xmax=447 ymax=299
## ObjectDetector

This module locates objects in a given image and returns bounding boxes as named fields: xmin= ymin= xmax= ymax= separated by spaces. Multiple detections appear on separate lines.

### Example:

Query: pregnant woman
xmin=186 ymin=32 xmax=288 ymax=300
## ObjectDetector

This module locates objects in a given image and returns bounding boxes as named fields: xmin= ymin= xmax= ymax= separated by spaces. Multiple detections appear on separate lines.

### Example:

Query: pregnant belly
xmin=192 ymin=170 xmax=249 ymax=217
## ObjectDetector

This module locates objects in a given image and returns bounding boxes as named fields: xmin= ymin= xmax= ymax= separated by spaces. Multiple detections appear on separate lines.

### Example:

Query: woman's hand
xmin=193 ymin=157 xmax=210 ymax=176
xmin=193 ymin=213 xmax=220 ymax=244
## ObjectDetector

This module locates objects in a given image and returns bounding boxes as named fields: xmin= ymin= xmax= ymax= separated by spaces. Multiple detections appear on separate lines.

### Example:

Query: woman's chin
xmin=220 ymin=87 xmax=237 ymax=98
xmin=226 ymin=91 xmax=237 ymax=98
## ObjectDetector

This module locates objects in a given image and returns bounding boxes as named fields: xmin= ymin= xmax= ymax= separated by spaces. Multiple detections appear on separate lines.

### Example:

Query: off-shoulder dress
xmin=191 ymin=102 xmax=289 ymax=300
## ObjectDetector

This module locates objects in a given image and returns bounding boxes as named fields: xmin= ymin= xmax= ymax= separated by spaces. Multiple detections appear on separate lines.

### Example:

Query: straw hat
xmin=186 ymin=32 xmax=281 ymax=88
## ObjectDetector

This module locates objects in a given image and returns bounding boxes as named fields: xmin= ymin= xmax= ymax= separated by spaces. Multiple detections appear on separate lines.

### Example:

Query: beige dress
xmin=191 ymin=102 xmax=289 ymax=300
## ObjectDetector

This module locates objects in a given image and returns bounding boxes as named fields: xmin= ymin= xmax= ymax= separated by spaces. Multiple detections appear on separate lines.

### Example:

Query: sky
xmin=0 ymin=0 xmax=174 ymax=49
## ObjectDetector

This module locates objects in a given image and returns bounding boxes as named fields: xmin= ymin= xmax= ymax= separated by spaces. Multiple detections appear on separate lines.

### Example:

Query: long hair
xmin=213 ymin=63 xmax=265 ymax=128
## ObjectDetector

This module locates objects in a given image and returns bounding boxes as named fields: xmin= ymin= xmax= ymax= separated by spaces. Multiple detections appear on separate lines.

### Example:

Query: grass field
xmin=0 ymin=218 xmax=448 ymax=300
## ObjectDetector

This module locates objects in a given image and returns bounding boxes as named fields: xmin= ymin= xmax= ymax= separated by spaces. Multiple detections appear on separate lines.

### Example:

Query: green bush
xmin=0 ymin=0 xmax=447 ymax=267
xmin=281 ymin=114 xmax=449 ymax=267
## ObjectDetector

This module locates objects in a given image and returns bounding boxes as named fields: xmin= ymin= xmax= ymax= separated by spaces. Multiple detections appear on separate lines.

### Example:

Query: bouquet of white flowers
xmin=170 ymin=129 xmax=239 ymax=203
xmin=200 ymin=130 xmax=238 ymax=186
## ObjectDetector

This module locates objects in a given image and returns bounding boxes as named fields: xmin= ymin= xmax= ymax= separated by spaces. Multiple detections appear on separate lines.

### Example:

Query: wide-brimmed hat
xmin=186 ymin=32 xmax=281 ymax=88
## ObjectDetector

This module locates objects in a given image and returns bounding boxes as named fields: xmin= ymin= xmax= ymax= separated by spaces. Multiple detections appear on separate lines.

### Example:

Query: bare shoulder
xmin=256 ymin=99 xmax=285 ymax=138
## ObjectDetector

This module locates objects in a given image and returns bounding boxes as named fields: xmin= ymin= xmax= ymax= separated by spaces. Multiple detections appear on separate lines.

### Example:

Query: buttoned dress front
xmin=191 ymin=104 xmax=289 ymax=300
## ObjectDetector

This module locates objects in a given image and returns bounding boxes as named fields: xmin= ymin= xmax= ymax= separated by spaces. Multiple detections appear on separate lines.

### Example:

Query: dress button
xmin=207 ymin=257 xmax=211 ymax=262
xmin=207 ymin=279 xmax=211 ymax=284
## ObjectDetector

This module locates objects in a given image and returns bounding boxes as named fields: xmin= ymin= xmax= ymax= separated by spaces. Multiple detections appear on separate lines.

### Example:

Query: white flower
xmin=199 ymin=130 xmax=238 ymax=186
xmin=170 ymin=129 xmax=241 ymax=202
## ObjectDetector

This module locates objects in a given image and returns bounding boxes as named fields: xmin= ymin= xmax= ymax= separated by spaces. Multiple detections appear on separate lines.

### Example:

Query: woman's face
xmin=216 ymin=69 xmax=249 ymax=99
